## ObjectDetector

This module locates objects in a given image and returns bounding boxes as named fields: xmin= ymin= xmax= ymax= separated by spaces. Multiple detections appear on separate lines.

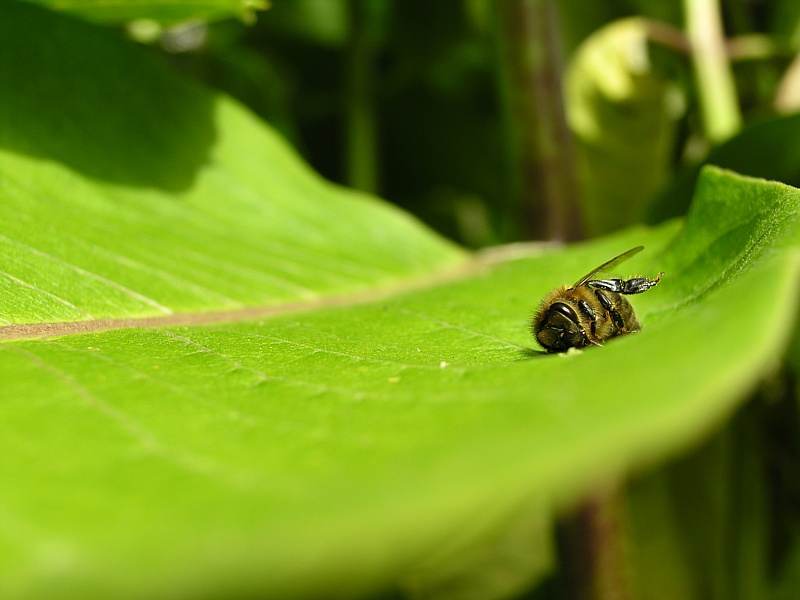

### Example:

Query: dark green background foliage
xmin=3 ymin=1 xmax=800 ymax=600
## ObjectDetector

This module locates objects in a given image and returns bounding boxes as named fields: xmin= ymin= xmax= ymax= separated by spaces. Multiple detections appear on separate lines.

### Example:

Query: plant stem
xmin=683 ymin=0 xmax=742 ymax=144
xmin=495 ymin=0 xmax=584 ymax=242
xmin=556 ymin=486 xmax=633 ymax=600
xmin=344 ymin=0 xmax=379 ymax=193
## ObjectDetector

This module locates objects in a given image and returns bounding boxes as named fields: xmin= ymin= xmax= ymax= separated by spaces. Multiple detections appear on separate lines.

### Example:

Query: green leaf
xmin=0 ymin=1 xmax=465 ymax=325
xmin=565 ymin=17 xmax=686 ymax=236
xmin=2 ymin=167 xmax=799 ymax=599
xmin=19 ymin=0 xmax=267 ymax=25
xmin=3 ymin=3 xmax=800 ymax=599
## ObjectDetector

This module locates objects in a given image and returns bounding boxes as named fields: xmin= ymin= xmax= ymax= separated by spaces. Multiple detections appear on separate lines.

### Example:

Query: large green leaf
xmin=2 ymin=169 xmax=799 ymax=600
xmin=19 ymin=0 xmax=266 ymax=25
xmin=3 ymin=3 xmax=800 ymax=599
xmin=0 ymin=1 xmax=464 ymax=325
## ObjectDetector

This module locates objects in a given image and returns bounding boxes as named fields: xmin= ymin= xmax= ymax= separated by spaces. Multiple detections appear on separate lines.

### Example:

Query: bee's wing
xmin=571 ymin=246 xmax=644 ymax=288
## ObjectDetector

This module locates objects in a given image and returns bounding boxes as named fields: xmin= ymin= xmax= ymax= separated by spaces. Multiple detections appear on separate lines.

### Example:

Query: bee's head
xmin=534 ymin=301 xmax=587 ymax=353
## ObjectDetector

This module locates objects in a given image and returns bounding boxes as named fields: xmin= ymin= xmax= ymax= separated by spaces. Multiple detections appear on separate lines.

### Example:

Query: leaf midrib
xmin=0 ymin=254 xmax=499 ymax=342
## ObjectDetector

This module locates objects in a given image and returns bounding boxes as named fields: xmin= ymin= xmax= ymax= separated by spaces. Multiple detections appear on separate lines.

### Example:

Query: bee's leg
xmin=594 ymin=290 xmax=626 ymax=331
xmin=621 ymin=272 xmax=663 ymax=294
xmin=577 ymin=299 xmax=598 ymax=339
xmin=587 ymin=272 xmax=663 ymax=295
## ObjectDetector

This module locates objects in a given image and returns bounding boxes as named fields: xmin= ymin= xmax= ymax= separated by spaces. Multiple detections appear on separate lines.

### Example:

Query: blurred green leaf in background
xmin=4 ymin=1 xmax=800 ymax=599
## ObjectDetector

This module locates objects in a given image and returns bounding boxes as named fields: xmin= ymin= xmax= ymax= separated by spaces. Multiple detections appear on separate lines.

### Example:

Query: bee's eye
xmin=548 ymin=302 xmax=579 ymax=325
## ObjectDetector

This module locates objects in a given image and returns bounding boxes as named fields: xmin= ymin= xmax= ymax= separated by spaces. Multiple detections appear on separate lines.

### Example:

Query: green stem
xmin=683 ymin=0 xmax=742 ymax=144
xmin=556 ymin=486 xmax=633 ymax=600
xmin=495 ymin=0 xmax=584 ymax=242
xmin=344 ymin=0 xmax=378 ymax=193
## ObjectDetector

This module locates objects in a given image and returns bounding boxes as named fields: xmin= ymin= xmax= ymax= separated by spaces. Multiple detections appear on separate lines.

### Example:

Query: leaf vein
xmin=0 ymin=271 xmax=95 ymax=318
xmin=0 ymin=234 xmax=173 ymax=314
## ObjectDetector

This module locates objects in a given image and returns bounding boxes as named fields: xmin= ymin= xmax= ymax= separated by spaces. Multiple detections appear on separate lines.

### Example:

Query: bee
xmin=532 ymin=246 xmax=663 ymax=353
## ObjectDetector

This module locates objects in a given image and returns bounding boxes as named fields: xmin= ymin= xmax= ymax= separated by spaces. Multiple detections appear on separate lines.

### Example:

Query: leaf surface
xmin=0 ymin=1 xmax=464 ymax=326
xmin=2 ymin=3 xmax=800 ymax=599
xmin=3 ymin=167 xmax=799 ymax=599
